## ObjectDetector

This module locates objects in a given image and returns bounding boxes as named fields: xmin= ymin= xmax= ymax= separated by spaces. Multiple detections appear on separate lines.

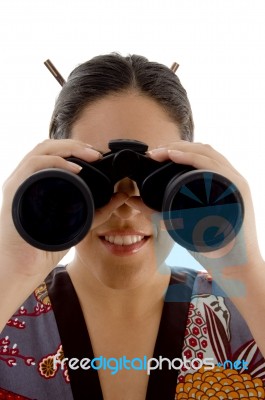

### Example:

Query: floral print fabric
xmin=0 ymin=274 xmax=73 ymax=400
xmin=0 ymin=266 xmax=264 ymax=399
xmin=175 ymin=273 xmax=265 ymax=399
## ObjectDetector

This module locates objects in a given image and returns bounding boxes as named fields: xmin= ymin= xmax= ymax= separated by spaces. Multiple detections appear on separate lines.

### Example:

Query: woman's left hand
xmin=147 ymin=141 xmax=264 ymax=284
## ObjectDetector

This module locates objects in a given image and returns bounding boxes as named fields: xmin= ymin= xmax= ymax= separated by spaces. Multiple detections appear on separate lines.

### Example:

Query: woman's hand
xmin=147 ymin=141 xmax=264 ymax=283
xmin=1 ymin=139 xmax=99 ymax=275
xmin=0 ymin=139 xmax=128 ymax=277
xmin=0 ymin=138 xmax=130 ymax=331
xmin=0 ymin=139 xmax=130 ymax=275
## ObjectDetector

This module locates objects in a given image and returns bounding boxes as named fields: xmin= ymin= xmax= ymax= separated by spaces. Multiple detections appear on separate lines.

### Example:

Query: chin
xmin=94 ymin=254 xmax=159 ymax=290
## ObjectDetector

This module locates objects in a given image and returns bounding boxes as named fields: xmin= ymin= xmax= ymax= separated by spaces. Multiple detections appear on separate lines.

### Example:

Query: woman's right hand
xmin=1 ymin=140 xmax=100 ymax=274
xmin=0 ymin=139 xmax=128 ymax=328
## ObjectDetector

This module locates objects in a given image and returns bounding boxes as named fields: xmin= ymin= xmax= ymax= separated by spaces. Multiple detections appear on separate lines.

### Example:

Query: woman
xmin=0 ymin=53 xmax=264 ymax=399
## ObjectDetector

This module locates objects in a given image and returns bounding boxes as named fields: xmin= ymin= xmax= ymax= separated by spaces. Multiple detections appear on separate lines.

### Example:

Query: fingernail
xmin=147 ymin=148 xmax=167 ymax=155
xmin=84 ymin=148 xmax=103 ymax=158
xmin=67 ymin=161 xmax=83 ymax=173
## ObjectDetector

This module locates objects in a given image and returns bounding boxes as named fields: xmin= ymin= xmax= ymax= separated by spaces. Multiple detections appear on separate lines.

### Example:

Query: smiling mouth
xmin=103 ymin=234 xmax=146 ymax=245
xmin=98 ymin=234 xmax=150 ymax=254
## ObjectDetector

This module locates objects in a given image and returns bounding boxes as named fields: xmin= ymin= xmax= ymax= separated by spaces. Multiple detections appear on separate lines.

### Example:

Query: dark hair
xmin=49 ymin=53 xmax=194 ymax=141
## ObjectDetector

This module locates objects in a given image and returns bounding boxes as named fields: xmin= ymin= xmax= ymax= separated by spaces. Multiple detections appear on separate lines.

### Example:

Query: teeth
xmin=104 ymin=235 xmax=145 ymax=245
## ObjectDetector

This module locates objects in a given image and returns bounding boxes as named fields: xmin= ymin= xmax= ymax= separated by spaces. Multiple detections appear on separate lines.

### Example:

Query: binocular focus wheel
xmin=162 ymin=170 xmax=244 ymax=252
xmin=12 ymin=169 xmax=95 ymax=251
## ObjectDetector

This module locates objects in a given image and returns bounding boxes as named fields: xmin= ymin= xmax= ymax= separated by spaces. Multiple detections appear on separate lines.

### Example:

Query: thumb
xmin=91 ymin=193 xmax=129 ymax=228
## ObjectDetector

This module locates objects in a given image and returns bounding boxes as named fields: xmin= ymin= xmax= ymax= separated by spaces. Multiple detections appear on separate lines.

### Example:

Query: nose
xmin=114 ymin=177 xmax=139 ymax=197
xmin=113 ymin=178 xmax=140 ymax=219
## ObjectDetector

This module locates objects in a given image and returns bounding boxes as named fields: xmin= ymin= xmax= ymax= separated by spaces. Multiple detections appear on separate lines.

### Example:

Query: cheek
xmin=150 ymin=217 xmax=175 ymax=265
xmin=77 ymin=231 xmax=98 ymax=253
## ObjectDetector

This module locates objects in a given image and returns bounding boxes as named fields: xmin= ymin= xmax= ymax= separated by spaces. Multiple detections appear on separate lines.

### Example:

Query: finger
xmin=8 ymin=142 xmax=102 ymax=182
xmin=5 ymin=156 xmax=80 ymax=189
xmin=146 ymin=147 xmax=169 ymax=161
xmin=148 ymin=147 xmax=241 ymax=180
xmin=23 ymin=155 xmax=85 ymax=174
xmin=167 ymin=149 xmax=242 ymax=179
xmin=148 ymin=141 xmax=238 ymax=172
xmin=92 ymin=193 xmax=129 ymax=228
xmin=23 ymin=139 xmax=102 ymax=164
xmin=125 ymin=196 xmax=155 ymax=216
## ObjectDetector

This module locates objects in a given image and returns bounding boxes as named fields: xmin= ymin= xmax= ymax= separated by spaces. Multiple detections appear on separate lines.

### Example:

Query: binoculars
xmin=12 ymin=139 xmax=244 ymax=252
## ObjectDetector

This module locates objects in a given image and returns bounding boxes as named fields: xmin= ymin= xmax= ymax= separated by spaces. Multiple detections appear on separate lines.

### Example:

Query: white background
xmin=0 ymin=0 xmax=264 ymax=267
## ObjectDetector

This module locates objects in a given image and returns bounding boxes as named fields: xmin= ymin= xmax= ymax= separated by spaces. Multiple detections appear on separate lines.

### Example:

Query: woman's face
xmin=71 ymin=91 xmax=182 ymax=287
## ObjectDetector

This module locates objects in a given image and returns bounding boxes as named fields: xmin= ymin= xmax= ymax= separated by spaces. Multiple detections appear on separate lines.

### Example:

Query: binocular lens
xmin=163 ymin=171 xmax=244 ymax=252
xmin=12 ymin=170 xmax=94 ymax=251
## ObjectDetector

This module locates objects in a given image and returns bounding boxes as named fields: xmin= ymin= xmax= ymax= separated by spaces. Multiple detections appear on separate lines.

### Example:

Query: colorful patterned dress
xmin=0 ymin=265 xmax=264 ymax=399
